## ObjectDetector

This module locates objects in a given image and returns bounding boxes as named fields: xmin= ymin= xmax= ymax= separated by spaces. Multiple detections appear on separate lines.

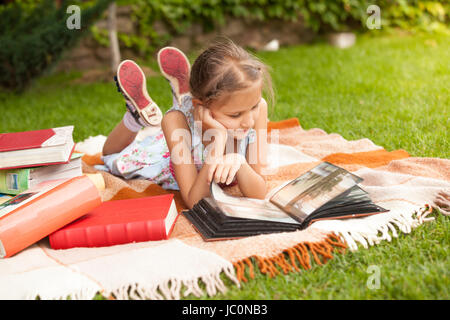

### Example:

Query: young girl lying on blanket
xmin=101 ymin=38 xmax=273 ymax=208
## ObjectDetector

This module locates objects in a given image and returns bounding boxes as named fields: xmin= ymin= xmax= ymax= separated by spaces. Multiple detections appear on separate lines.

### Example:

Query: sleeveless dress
xmin=98 ymin=95 xmax=256 ymax=190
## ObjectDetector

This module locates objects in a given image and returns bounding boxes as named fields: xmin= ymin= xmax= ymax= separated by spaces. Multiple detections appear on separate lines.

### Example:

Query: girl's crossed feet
xmin=114 ymin=47 xmax=190 ymax=130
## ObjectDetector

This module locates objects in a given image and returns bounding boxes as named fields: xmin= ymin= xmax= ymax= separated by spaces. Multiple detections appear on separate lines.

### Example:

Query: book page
xmin=270 ymin=162 xmax=363 ymax=222
xmin=41 ymin=126 xmax=74 ymax=147
xmin=210 ymin=182 xmax=298 ymax=224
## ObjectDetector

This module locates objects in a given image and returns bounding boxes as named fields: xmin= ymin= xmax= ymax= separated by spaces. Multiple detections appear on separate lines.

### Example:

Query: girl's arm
xmin=162 ymin=110 xmax=215 ymax=209
xmin=247 ymin=98 xmax=269 ymax=174
xmin=236 ymin=161 xmax=266 ymax=199
xmin=237 ymin=98 xmax=269 ymax=199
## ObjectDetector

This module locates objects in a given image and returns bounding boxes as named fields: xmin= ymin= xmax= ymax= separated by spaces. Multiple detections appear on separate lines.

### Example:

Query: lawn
xmin=1 ymin=33 xmax=448 ymax=299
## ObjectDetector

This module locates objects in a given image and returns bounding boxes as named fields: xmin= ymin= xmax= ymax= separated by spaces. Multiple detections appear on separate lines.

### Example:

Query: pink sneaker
xmin=157 ymin=47 xmax=191 ymax=104
xmin=116 ymin=60 xmax=162 ymax=126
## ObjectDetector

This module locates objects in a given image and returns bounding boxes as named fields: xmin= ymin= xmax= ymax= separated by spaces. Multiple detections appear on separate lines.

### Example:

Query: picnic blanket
xmin=1 ymin=118 xmax=448 ymax=300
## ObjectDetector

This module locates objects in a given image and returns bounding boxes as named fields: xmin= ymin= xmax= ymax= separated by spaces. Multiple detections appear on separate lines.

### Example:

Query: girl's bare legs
xmin=102 ymin=119 xmax=138 ymax=156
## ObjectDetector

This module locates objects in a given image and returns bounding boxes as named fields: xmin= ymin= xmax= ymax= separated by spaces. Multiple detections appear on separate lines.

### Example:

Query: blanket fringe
xmin=27 ymin=287 xmax=101 ymax=300
xmin=232 ymin=233 xmax=346 ymax=283
xmin=232 ymin=204 xmax=437 ymax=283
xmin=104 ymin=264 xmax=239 ymax=300
xmin=333 ymin=205 xmax=435 ymax=252
xmin=433 ymin=189 xmax=450 ymax=216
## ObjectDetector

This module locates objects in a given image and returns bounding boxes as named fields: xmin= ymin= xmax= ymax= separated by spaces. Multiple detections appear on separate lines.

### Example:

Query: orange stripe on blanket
xmin=322 ymin=149 xmax=410 ymax=168
xmin=81 ymin=152 xmax=104 ymax=166
xmin=268 ymin=118 xmax=300 ymax=133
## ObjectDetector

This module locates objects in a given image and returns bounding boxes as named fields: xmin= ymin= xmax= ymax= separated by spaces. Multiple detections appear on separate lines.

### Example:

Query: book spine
xmin=49 ymin=220 xmax=166 ymax=249
xmin=0 ymin=168 xmax=30 ymax=195
xmin=0 ymin=175 xmax=101 ymax=258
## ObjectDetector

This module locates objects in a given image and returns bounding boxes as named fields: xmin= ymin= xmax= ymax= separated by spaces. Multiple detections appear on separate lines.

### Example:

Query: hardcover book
xmin=0 ymin=126 xmax=75 ymax=170
xmin=49 ymin=194 xmax=179 ymax=249
xmin=0 ymin=152 xmax=83 ymax=195
xmin=182 ymin=162 xmax=388 ymax=241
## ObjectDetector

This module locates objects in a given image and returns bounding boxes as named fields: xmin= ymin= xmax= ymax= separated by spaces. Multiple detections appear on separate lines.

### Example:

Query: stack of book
xmin=0 ymin=126 xmax=81 ymax=195
xmin=0 ymin=126 xmax=180 ymax=258
xmin=0 ymin=126 xmax=90 ymax=257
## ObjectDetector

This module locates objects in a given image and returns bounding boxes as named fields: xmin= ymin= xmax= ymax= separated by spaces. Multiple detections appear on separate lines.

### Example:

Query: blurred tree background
xmin=0 ymin=0 xmax=113 ymax=91
xmin=0 ymin=0 xmax=448 ymax=91
xmin=114 ymin=0 xmax=448 ymax=55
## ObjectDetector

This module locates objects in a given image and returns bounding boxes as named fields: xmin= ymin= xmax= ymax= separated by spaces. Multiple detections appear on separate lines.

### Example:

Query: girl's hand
xmin=196 ymin=105 xmax=228 ymax=160
xmin=195 ymin=105 xmax=227 ymax=135
xmin=208 ymin=153 xmax=246 ymax=185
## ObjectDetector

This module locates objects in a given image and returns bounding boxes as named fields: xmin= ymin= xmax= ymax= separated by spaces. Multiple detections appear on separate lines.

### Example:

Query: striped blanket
xmin=1 ymin=118 xmax=448 ymax=299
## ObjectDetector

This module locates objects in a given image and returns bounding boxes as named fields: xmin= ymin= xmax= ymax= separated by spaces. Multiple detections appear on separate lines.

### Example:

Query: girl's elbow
xmin=182 ymin=187 xmax=202 ymax=210
xmin=254 ymin=186 xmax=267 ymax=199
xmin=182 ymin=193 xmax=195 ymax=210
xmin=244 ymin=181 xmax=267 ymax=199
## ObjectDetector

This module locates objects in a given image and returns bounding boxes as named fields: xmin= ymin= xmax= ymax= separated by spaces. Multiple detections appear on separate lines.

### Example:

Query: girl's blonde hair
xmin=189 ymin=37 xmax=274 ymax=108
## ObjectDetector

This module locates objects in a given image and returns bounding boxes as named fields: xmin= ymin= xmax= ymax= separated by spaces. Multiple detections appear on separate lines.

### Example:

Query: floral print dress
xmin=99 ymin=95 xmax=256 ymax=190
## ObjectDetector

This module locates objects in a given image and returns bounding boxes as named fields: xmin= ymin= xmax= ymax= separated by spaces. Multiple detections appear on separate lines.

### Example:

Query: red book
xmin=0 ymin=126 xmax=75 ymax=170
xmin=49 ymin=194 xmax=179 ymax=249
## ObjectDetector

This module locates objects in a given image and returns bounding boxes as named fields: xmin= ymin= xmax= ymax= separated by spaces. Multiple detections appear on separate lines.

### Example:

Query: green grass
xmin=1 ymin=33 xmax=448 ymax=300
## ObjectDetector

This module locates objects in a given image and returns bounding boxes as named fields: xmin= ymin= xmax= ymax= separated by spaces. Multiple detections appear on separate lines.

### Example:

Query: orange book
xmin=0 ymin=175 xmax=102 ymax=258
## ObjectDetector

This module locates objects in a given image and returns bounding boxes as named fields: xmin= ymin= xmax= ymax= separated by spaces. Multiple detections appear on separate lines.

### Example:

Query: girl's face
xmin=208 ymin=80 xmax=262 ymax=140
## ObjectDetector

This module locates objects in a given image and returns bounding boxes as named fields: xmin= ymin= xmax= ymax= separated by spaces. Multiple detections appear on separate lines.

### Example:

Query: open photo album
xmin=182 ymin=162 xmax=389 ymax=241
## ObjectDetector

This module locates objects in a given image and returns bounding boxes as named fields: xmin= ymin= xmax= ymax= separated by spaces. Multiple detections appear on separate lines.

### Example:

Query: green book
xmin=0 ymin=152 xmax=83 ymax=195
